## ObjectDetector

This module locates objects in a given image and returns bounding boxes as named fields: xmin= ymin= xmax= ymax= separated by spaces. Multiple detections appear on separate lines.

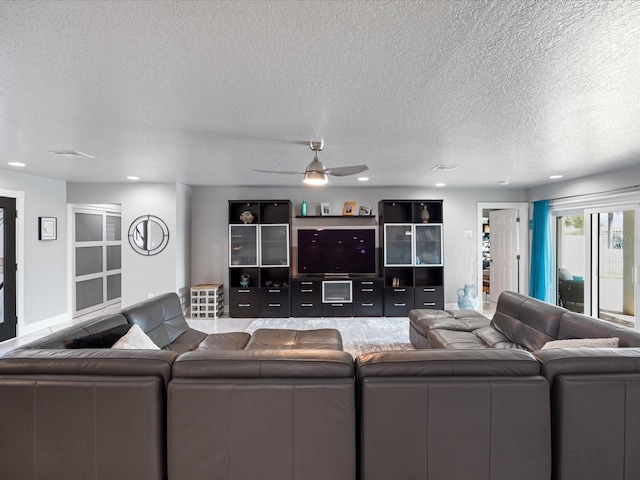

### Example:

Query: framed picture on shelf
xmin=39 ymin=216 xmax=57 ymax=240
xmin=343 ymin=201 xmax=356 ymax=216
xmin=359 ymin=205 xmax=371 ymax=216
xmin=320 ymin=202 xmax=331 ymax=216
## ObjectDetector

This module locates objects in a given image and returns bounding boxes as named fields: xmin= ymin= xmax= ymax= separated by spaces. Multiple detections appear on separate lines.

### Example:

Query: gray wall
xmin=67 ymin=182 xmax=190 ymax=308
xmin=191 ymin=186 xmax=526 ymax=305
xmin=527 ymin=162 xmax=640 ymax=202
xmin=0 ymin=170 xmax=67 ymax=327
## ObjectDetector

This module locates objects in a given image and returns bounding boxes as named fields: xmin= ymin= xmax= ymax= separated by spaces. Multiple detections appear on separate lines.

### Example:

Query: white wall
xmin=175 ymin=183 xmax=192 ymax=306
xmin=527 ymin=163 xmax=640 ymax=202
xmin=191 ymin=186 xmax=526 ymax=305
xmin=67 ymin=182 xmax=188 ymax=307
xmin=0 ymin=170 xmax=67 ymax=328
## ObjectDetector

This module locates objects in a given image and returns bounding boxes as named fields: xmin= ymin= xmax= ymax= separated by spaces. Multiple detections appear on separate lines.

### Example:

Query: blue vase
xmin=457 ymin=284 xmax=479 ymax=310
xmin=301 ymin=199 xmax=307 ymax=216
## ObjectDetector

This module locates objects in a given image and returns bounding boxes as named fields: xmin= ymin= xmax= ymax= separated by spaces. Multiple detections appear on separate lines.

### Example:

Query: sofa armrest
xmin=356 ymin=349 xmax=540 ymax=380
xmin=172 ymin=349 xmax=354 ymax=379
xmin=534 ymin=347 xmax=640 ymax=384
xmin=0 ymin=348 xmax=178 ymax=386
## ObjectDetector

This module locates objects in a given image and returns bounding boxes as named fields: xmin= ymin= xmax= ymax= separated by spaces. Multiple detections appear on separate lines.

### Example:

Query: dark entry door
xmin=0 ymin=197 xmax=17 ymax=342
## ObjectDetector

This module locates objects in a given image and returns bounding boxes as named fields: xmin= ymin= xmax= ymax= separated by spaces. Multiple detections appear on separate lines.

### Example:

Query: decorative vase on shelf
xmin=457 ymin=284 xmax=479 ymax=310
xmin=421 ymin=205 xmax=430 ymax=223
xmin=301 ymin=199 xmax=307 ymax=217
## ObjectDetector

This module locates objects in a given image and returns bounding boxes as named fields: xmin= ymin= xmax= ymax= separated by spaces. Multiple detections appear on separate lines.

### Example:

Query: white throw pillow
xmin=111 ymin=324 xmax=160 ymax=350
xmin=540 ymin=337 xmax=619 ymax=350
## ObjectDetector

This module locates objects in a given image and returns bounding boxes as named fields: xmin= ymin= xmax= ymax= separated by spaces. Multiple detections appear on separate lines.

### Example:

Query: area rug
xmin=245 ymin=317 xmax=414 ymax=358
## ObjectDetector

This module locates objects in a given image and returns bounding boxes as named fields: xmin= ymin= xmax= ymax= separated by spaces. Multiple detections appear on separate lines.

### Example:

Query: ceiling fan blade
xmin=251 ymin=169 xmax=303 ymax=175
xmin=324 ymin=165 xmax=369 ymax=177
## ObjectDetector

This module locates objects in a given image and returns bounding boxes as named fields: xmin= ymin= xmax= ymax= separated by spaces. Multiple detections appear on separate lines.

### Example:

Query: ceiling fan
xmin=252 ymin=141 xmax=369 ymax=185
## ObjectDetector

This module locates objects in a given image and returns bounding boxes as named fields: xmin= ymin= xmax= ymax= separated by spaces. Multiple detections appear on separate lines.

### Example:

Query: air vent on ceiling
xmin=49 ymin=150 xmax=95 ymax=159
xmin=431 ymin=165 xmax=460 ymax=171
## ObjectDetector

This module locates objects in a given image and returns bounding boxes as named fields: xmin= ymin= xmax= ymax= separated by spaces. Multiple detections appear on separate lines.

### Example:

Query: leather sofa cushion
xmin=172 ymin=349 xmax=354 ymax=379
xmin=195 ymin=332 xmax=251 ymax=351
xmin=162 ymin=329 xmax=209 ymax=353
xmin=122 ymin=292 xmax=191 ymax=349
xmin=557 ymin=311 xmax=640 ymax=347
xmin=0 ymin=348 xmax=178 ymax=386
xmin=473 ymin=326 xmax=524 ymax=349
xmin=409 ymin=309 xmax=489 ymax=337
xmin=534 ymin=347 xmax=640 ymax=385
xmin=356 ymin=349 xmax=541 ymax=379
xmin=68 ymin=323 xmax=132 ymax=349
xmin=491 ymin=291 xmax=562 ymax=351
xmin=245 ymin=328 xmax=343 ymax=351
xmin=22 ymin=314 xmax=129 ymax=350
xmin=428 ymin=329 xmax=490 ymax=349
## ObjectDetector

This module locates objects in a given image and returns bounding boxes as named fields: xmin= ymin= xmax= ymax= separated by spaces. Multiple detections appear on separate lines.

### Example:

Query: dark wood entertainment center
xmin=228 ymin=199 xmax=444 ymax=318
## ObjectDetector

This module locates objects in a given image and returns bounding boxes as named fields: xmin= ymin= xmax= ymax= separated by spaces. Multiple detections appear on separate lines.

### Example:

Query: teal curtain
xmin=529 ymin=200 xmax=552 ymax=302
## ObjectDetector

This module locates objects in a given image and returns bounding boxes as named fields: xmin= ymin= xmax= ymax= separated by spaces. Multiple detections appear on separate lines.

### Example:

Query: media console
xmin=291 ymin=277 xmax=383 ymax=317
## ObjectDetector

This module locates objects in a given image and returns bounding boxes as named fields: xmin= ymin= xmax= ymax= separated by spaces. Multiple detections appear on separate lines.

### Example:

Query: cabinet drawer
xmin=384 ymin=287 xmax=414 ymax=303
xmin=384 ymin=301 xmax=414 ymax=317
xmin=353 ymin=279 xmax=383 ymax=301
xmin=352 ymin=302 xmax=383 ymax=317
xmin=259 ymin=302 xmax=290 ymax=318
xmin=291 ymin=302 xmax=323 ymax=317
xmin=414 ymin=286 xmax=443 ymax=310
xmin=260 ymin=287 xmax=290 ymax=302
xmin=322 ymin=303 xmax=353 ymax=317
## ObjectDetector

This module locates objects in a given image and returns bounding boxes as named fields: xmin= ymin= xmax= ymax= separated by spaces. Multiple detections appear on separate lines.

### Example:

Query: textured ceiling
xmin=1 ymin=1 xmax=639 ymax=188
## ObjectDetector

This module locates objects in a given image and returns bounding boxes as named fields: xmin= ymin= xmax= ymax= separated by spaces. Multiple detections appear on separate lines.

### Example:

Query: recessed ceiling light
xmin=49 ymin=150 xmax=95 ymax=159
xmin=498 ymin=180 xmax=509 ymax=185
xmin=8 ymin=161 xmax=26 ymax=167
xmin=549 ymin=174 xmax=563 ymax=179
xmin=357 ymin=177 xmax=369 ymax=182
xmin=435 ymin=183 xmax=446 ymax=187
xmin=127 ymin=176 xmax=140 ymax=181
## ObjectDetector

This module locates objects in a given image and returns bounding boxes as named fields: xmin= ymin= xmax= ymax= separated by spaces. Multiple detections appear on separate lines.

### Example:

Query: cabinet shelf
xmin=295 ymin=215 xmax=375 ymax=219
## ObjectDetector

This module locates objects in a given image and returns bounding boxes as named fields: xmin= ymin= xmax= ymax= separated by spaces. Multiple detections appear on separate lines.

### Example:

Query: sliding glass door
xmin=594 ymin=210 xmax=635 ymax=327
xmin=555 ymin=204 xmax=639 ymax=328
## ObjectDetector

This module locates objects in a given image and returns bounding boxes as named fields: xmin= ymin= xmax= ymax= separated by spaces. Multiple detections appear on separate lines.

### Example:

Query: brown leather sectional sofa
xmin=0 ymin=293 xmax=354 ymax=480
xmin=2 ymin=290 xmax=638 ymax=479
xmin=408 ymin=291 xmax=640 ymax=480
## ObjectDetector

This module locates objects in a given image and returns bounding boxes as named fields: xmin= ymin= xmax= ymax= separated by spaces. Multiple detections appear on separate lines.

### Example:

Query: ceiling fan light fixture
xmin=303 ymin=171 xmax=329 ymax=185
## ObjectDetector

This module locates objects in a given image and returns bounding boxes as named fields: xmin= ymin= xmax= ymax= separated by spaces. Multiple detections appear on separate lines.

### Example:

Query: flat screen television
xmin=297 ymin=228 xmax=376 ymax=275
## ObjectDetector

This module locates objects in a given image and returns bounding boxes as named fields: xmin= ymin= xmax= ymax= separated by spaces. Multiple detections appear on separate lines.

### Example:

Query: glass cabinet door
xmin=229 ymin=224 xmax=258 ymax=267
xmin=414 ymin=224 xmax=443 ymax=266
xmin=384 ymin=224 xmax=413 ymax=266
xmin=260 ymin=224 xmax=290 ymax=267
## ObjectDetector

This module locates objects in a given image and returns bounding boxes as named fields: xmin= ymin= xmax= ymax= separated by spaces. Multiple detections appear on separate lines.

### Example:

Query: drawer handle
xmin=301 ymin=289 xmax=313 ymax=293
xmin=362 ymin=281 xmax=373 ymax=285
xmin=362 ymin=288 xmax=374 ymax=292
xmin=238 ymin=289 xmax=250 ymax=293
xmin=268 ymin=303 xmax=281 ymax=307
xmin=393 ymin=303 xmax=406 ymax=307
xmin=423 ymin=288 xmax=436 ymax=292
xmin=362 ymin=303 xmax=374 ymax=307
xmin=301 ymin=303 xmax=313 ymax=307
xmin=301 ymin=282 xmax=314 ymax=285
xmin=394 ymin=288 xmax=406 ymax=292
xmin=268 ymin=289 xmax=281 ymax=293
xmin=331 ymin=304 xmax=344 ymax=307
xmin=239 ymin=303 xmax=251 ymax=307
xmin=423 ymin=302 xmax=436 ymax=306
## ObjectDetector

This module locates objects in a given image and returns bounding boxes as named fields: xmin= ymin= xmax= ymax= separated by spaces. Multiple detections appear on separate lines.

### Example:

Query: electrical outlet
xmin=147 ymin=293 xmax=154 ymax=299
xmin=464 ymin=230 xmax=473 ymax=238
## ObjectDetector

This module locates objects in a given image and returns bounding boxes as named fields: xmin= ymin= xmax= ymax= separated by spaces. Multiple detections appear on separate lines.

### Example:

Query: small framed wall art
xmin=39 ymin=216 xmax=57 ymax=240
xmin=320 ymin=202 xmax=332 ymax=216
xmin=343 ymin=201 xmax=356 ymax=216
xmin=359 ymin=205 xmax=372 ymax=216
